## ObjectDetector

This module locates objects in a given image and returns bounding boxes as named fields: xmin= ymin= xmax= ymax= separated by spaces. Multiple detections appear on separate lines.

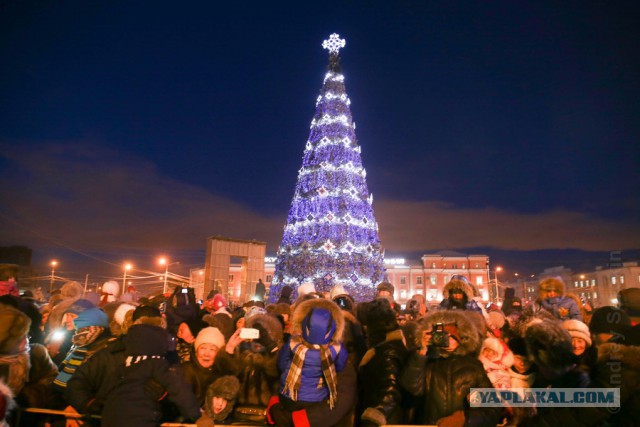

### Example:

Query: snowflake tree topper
xmin=322 ymin=33 xmax=346 ymax=55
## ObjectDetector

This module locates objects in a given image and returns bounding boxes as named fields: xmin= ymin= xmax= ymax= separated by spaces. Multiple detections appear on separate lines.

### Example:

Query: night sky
xmin=1 ymin=1 xmax=639 ymax=280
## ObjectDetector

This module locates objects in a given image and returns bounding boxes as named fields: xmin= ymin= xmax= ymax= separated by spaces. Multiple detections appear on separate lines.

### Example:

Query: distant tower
xmin=269 ymin=34 xmax=385 ymax=303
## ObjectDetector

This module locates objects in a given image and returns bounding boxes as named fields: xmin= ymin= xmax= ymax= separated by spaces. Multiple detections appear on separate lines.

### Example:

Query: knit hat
xmin=74 ymin=307 xmax=109 ymax=329
xmin=561 ymin=319 xmax=592 ymax=347
xmin=376 ymin=282 xmax=394 ymax=295
xmin=211 ymin=294 xmax=226 ymax=311
xmin=114 ymin=303 xmax=137 ymax=326
xmin=618 ymin=288 xmax=640 ymax=316
xmin=194 ymin=327 xmax=225 ymax=351
xmin=329 ymin=284 xmax=348 ymax=301
xmin=589 ymin=306 xmax=631 ymax=336
xmin=297 ymin=282 xmax=316 ymax=297
xmin=66 ymin=299 xmax=96 ymax=315
xmin=0 ymin=305 xmax=30 ymax=354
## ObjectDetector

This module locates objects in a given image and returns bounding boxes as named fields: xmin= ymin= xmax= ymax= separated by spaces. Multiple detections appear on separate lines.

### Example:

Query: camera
xmin=428 ymin=322 xmax=450 ymax=348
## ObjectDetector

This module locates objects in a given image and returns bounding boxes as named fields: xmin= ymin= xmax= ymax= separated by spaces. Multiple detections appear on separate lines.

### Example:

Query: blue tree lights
xmin=268 ymin=34 xmax=385 ymax=302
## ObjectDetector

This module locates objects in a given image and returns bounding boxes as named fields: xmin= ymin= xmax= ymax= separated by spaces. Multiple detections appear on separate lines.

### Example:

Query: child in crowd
xmin=479 ymin=336 xmax=514 ymax=389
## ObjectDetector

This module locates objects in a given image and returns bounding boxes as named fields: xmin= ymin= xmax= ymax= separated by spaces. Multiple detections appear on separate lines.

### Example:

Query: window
xmin=475 ymin=263 xmax=479 ymax=268
xmin=574 ymin=281 xmax=579 ymax=287
xmin=266 ymin=275 xmax=272 ymax=283
xmin=431 ymin=262 xmax=436 ymax=269
xmin=452 ymin=264 xmax=458 ymax=269
xmin=400 ymin=290 xmax=407 ymax=299
xmin=430 ymin=275 xmax=437 ymax=285
xmin=580 ymin=281 xmax=584 ymax=287
xmin=476 ymin=276 xmax=483 ymax=286
xmin=229 ymin=275 xmax=234 ymax=281
xmin=612 ymin=276 xmax=617 ymax=285
xmin=400 ymin=276 xmax=406 ymax=285
xmin=415 ymin=288 xmax=423 ymax=295
xmin=591 ymin=279 xmax=596 ymax=286
xmin=593 ymin=292 xmax=598 ymax=299
xmin=416 ymin=276 xmax=423 ymax=285
xmin=620 ymin=275 xmax=625 ymax=284
xmin=461 ymin=264 xmax=466 ymax=269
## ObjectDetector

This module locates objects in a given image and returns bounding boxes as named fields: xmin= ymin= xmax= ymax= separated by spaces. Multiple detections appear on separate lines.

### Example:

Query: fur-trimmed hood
xmin=245 ymin=313 xmax=284 ymax=346
xmin=419 ymin=310 xmax=482 ymax=356
xmin=442 ymin=278 xmax=476 ymax=300
xmin=290 ymin=298 xmax=344 ymax=345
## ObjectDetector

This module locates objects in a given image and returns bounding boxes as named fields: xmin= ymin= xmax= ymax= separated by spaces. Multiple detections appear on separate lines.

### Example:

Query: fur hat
xmin=362 ymin=298 xmax=398 ymax=336
xmin=376 ymin=282 xmax=394 ymax=295
xmin=245 ymin=312 xmax=284 ymax=347
xmin=132 ymin=305 xmax=162 ymax=322
xmin=525 ymin=320 xmax=577 ymax=369
xmin=539 ymin=277 xmax=565 ymax=296
xmin=589 ymin=306 xmax=631 ymax=336
xmin=420 ymin=310 xmax=482 ymax=356
xmin=618 ymin=288 xmax=640 ymax=316
xmin=0 ymin=304 xmax=31 ymax=354
xmin=562 ymin=319 xmax=592 ymax=347
xmin=60 ymin=281 xmax=84 ymax=300
xmin=205 ymin=376 xmax=240 ymax=421
xmin=297 ymin=282 xmax=316 ymax=297
xmin=507 ymin=336 xmax=528 ymax=357
xmin=266 ymin=303 xmax=291 ymax=319
xmin=442 ymin=277 xmax=475 ymax=300
xmin=195 ymin=327 xmax=225 ymax=351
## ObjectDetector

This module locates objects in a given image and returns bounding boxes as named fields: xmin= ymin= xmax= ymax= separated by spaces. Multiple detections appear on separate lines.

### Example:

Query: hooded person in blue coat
xmin=277 ymin=297 xmax=347 ymax=412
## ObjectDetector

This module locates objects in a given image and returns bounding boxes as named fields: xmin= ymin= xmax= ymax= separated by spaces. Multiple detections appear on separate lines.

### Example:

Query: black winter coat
xmin=357 ymin=329 xmax=409 ymax=426
xmin=400 ymin=351 xmax=500 ymax=426
xmin=101 ymin=324 xmax=200 ymax=427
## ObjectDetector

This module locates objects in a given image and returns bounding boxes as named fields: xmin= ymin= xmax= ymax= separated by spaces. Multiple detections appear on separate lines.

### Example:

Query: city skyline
xmin=1 ymin=2 xmax=639 ymax=280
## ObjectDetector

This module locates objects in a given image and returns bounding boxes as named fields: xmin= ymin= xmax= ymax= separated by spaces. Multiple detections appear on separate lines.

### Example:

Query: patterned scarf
xmin=282 ymin=341 xmax=338 ymax=409
xmin=53 ymin=326 xmax=105 ymax=390
xmin=0 ymin=352 xmax=30 ymax=394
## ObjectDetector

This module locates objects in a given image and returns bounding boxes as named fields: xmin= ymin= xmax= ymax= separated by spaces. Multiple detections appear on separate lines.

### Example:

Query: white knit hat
xmin=561 ymin=319 xmax=592 ymax=347
xmin=297 ymin=282 xmax=316 ymax=297
xmin=194 ymin=327 xmax=225 ymax=351
xmin=114 ymin=303 xmax=136 ymax=326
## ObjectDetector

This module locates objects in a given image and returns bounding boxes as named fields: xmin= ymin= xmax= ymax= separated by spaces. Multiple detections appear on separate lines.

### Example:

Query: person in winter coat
xmin=101 ymin=323 xmax=201 ymax=427
xmin=0 ymin=304 xmax=58 ymax=409
xmin=65 ymin=305 xmax=166 ymax=420
xmin=181 ymin=326 xmax=231 ymax=407
xmin=196 ymin=375 xmax=240 ymax=426
xmin=52 ymin=306 xmax=111 ymax=392
xmin=175 ymin=317 xmax=207 ymax=363
xmin=561 ymin=319 xmax=597 ymax=373
xmin=530 ymin=277 xmax=582 ymax=321
xmin=400 ymin=310 xmax=500 ymax=427
xmin=506 ymin=337 xmax=535 ymax=389
xmin=278 ymin=298 xmax=347 ymax=413
xmin=329 ymin=286 xmax=366 ymax=368
xmin=437 ymin=276 xmax=482 ymax=313
xmin=357 ymin=298 xmax=409 ymax=427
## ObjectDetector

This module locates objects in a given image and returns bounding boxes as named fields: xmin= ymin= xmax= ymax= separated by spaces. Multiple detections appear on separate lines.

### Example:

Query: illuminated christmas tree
xmin=269 ymin=34 xmax=385 ymax=303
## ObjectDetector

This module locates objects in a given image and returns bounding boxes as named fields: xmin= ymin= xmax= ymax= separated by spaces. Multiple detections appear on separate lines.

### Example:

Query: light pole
xmin=49 ymin=260 xmax=58 ymax=293
xmin=122 ymin=263 xmax=133 ymax=295
xmin=494 ymin=266 xmax=503 ymax=304
xmin=158 ymin=257 xmax=179 ymax=294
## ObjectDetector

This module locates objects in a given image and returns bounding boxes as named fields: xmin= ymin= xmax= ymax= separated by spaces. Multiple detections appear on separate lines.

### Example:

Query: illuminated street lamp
xmin=49 ymin=260 xmax=58 ymax=293
xmin=158 ymin=257 xmax=179 ymax=294
xmin=122 ymin=263 xmax=133 ymax=295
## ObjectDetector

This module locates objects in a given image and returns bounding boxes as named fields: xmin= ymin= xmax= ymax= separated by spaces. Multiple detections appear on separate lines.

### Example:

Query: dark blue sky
xmin=1 ymin=1 xmax=639 ymax=278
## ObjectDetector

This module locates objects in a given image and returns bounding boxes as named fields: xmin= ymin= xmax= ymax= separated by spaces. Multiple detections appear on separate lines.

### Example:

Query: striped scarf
xmin=53 ymin=326 xmax=105 ymax=390
xmin=282 ymin=341 xmax=338 ymax=409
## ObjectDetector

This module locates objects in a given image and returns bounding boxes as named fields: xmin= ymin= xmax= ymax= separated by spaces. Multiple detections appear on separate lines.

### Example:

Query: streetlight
xmin=158 ymin=257 xmax=179 ymax=294
xmin=122 ymin=263 xmax=133 ymax=295
xmin=494 ymin=266 xmax=503 ymax=304
xmin=49 ymin=260 xmax=58 ymax=293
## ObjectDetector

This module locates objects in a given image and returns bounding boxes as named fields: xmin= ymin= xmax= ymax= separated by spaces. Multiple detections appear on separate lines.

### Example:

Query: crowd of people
xmin=1 ymin=263 xmax=639 ymax=427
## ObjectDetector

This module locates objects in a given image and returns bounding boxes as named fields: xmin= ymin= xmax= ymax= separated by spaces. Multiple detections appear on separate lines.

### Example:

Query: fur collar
xmin=290 ymin=298 xmax=344 ymax=344
xmin=597 ymin=342 xmax=640 ymax=370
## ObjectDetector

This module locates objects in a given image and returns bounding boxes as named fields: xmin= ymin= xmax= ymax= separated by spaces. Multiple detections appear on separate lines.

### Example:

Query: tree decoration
xmin=268 ymin=34 xmax=385 ymax=303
